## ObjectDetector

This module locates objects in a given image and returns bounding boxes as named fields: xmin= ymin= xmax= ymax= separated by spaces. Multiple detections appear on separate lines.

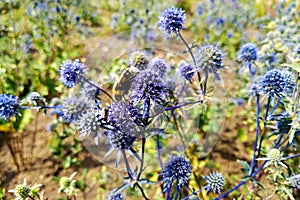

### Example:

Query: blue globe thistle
xmin=196 ymin=45 xmax=224 ymax=74
xmin=104 ymin=130 xmax=135 ymax=150
xmin=238 ymin=43 xmax=258 ymax=62
xmin=162 ymin=155 xmax=191 ymax=193
xmin=203 ymin=172 xmax=225 ymax=194
xmin=257 ymin=69 xmax=294 ymax=98
xmin=129 ymin=51 xmax=149 ymax=70
xmin=59 ymin=59 xmax=87 ymax=88
xmin=131 ymin=70 xmax=168 ymax=104
xmin=107 ymin=102 xmax=138 ymax=136
xmin=81 ymin=82 xmax=101 ymax=101
xmin=178 ymin=61 xmax=194 ymax=82
xmin=60 ymin=97 xmax=88 ymax=123
xmin=149 ymin=58 xmax=167 ymax=77
xmin=158 ymin=7 xmax=186 ymax=36
xmin=0 ymin=94 xmax=19 ymax=120
xmin=273 ymin=112 xmax=292 ymax=135
xmin=107 ymin=190 xmax=123 ymax=200
xmin=76 ymin=108 xmax=105 ymax=137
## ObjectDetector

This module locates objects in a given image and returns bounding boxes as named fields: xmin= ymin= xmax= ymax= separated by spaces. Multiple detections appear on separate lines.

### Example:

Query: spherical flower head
xmin=203 ymin=172 xmax=225 ymax=194
xmin=104 ymin=130 xmax=135 ymax=150
xmin=162 ymin=155 xmax=191 ymax=192
xmin=81 ymin=82 xmax=101 ymax=101
xmin=14 ymin=184 xmax=31 ymax=199
xmin=196 ymin=45 xmax=224 ymax=73
xmin=257 ymin=69 xmax=294 ymax=98
xmin=274 ymin=112 xmax=292 ymax=134
xmin=149 ymin=58 xmax=167 ymax=77
xmin=129 ymin=51 xmax=149 ymax=70
xmin=131 ymin=70 xmax=167 ymax=104
xmin=178 ymin=61 xmax=194 ymax=81
xmin=108 ymin=102 xmax=137 ymax=136
xmin=158 ymin=7 xmax=186 ymax=36
xmin=107 ymin=190 xmax=124 ymax=200
xmin=59 ymin=59 xmax=87 ymax=88
xmin=0 ymin=94 xmax=19 ymax=120
xmin=60 ymin=97 xmax=88 ymax=123
xmin=267 ymin=148 xmax=282 ymax=162
xmin=76 ymin=108 xmax=105 ymax=137
xmin=238 ymin=43 xmax=258 ymax=62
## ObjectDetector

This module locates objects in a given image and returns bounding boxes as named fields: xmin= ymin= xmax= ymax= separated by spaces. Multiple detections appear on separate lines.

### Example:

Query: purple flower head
xmin=59 ymin=59 xmax=87 ymax=88
xmin=238 ymin=43 xmax=258 ymax=62
xmin=0 ymin=94 xmax=19 ymax=120
xmin=178 ymin=61 xmax=194 ymax=81
xmin=149 ymin=58 xmax=167 ymax=77
xmin=158 ymin=7 xmax=186 ymax=36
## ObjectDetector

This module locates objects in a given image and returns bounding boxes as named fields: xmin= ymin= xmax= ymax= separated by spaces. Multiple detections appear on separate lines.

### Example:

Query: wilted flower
xmin=162 ymin=155 xmax=191 ymax=195
xmin=59 ymin=59 xmax=87 ymax=88
xmin=149 ymin=58 xmax=167 ymax=77
xmin=0 ymin=94 xmax=19 ymax=120
xmin=129 ymin=51 xmax=149 ymax=70
xmin=203 ymin=172 xmax=225 ymax=194
xmin=178 ymin=61 xmax=194 ymax=82
xmin=238 ymin=43 xmax=258 ymax=62
xmin=158 ymin=7 xmax=186 ymax=36
xmin=257 ymin=69 xmax=294 ymax=98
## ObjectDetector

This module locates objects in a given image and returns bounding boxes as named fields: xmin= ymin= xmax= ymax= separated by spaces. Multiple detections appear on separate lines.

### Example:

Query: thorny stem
xmin=247 ymin=62 xmax=255 ymax=83
xmin=182 ymin=187 xmax=206 ymax=200
xmin=121 ymin=150 xmax=134 ymax=180
xmin=177 ymin=32 xmax=204 ymax=96
xmin=137 ymin=137 xmax=146 ymax=181
xmin=249 ymin=94 xmax=260 ymax=176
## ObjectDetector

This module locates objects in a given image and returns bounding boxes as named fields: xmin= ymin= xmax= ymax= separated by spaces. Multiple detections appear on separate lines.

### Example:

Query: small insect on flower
xmin=0 ymin=94 xmax=20 ymax=120
xmin=59 ymin=59 xmax=87 ymax=88
xmin=203 ymin=171 xmax=225 ymax=194
xmin=158 ymin=7 xmax=186 ymax=36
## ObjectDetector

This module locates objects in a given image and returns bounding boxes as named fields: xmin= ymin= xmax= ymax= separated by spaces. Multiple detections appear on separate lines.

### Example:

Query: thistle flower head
xmin=60 ymin=96 xmax=88 ymax=123
xmin=0 ymin=94 xmax=19 ymax=120
xmin=131 ymin=70 xmax=167 ymax=104
xmin=162 ymin=155 xmax=191 ymax=192
xmin=196 ymin=45 xmax=224 ymax=73
xmin=257 ymin=69 xmax=294 ymax=98
xmin=108 ymin=102 xmax=138 ymax=136
xmin=59 ymin=59 xmax=87 ymax=88
xmin=58 ymin=172 xmax=78 ymax=197
xmin=8 ymin=178 xmax=42 ymax=200
xmin=158 ymin=7 xmax=186 ymax=36
xmin=81 ymin=82 xmax=101 ymax=101
xmin=129 ymin=51 xmax=149 ymax=70
xmin=107 ymin=190 xmax=124 ymax=200
xmin=238 ymin=43 xmax=258 ymax=62
xmin=274 ymin=112 xmax=292 ymax=134
xmin=149 ymin=58 xmax=167 ymax=77
xmin=267 ymin=148 xmax=282 ymax=162
xmin=104 ymin=130 xmax=135 ymax=150
xmin=178 ymin=61 xmax=194 ymax=81
xmin=76 ymin=108 xmax=105 ymax=137
xmin=203 ymin=172 xmax=225 ymax=194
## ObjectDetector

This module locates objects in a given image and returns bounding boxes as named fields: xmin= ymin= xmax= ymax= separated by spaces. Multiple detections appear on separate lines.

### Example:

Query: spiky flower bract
xmin=258 ymin=148 xmax=287 ymax=168
xmin=76 ymin=108 xmax=105 ymax=137
xmin=8 ymin=178 xmax=42 ymax=200
xmin=196 ymin=45 xmax=224 ymax=77
xmin=0 ymin=94 xmax=19 ymax=120
xmin=257 ymin=69 xmax=294 ymax=98
xmin=107 ymin=190 xmax=124 ymax=200
xmin=273 ymin=112 xmax=292 ymax=135
xmin=59 ymin=59 xmax=87 ymax=88
xmin=129 ymin=51 xmax=149 ymax=70
xmin=203 ymin=172 xmax=225 ymax=194
xmin=149 ymin=58 xmax=167 ymax=77
xmin=131 ymin=70 xmax=167 ymax=104
xmin=178 ymin=61 xmax=194 ymax=82
xmin=158 ymin=7 xmax=186 ymax=36
xmin=162 ymin=155 xmax=191 ymax=195
xmin=238 ymin=43 xmax=258 ymax=62
xmin=60 ymin=96 xmax=88 ymax=123
xmin=104 ymin=130 xmax=135 ymax=150
xmin=108 ymin=102 xmax=138 ymax=136
xmin=81 ymin=81 xmax=101 ymax=101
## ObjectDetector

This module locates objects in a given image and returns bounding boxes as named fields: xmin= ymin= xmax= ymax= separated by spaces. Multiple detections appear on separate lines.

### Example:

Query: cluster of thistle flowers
xmin=27 ymin=0 xmax=97 ymax=37
xmin=237 ymin=38 xmax=300 ymax=196
xmin=258 ymin=1 xmax=299 ymax=66
xmin=191 ymin=0 xmax=255 ymax=40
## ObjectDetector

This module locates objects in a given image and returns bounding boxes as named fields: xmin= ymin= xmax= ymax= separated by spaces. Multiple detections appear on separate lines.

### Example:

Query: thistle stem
xmin=284 ymin=153 xmax=300 ymax=160
xmin=121 ymin=150 xmax=134 ymax=180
